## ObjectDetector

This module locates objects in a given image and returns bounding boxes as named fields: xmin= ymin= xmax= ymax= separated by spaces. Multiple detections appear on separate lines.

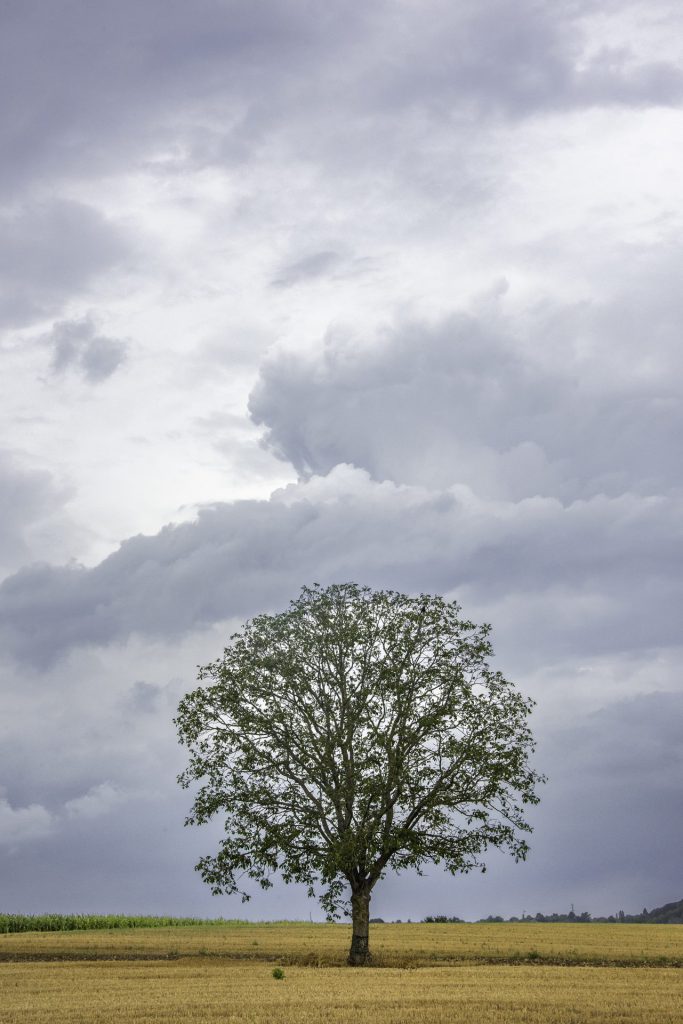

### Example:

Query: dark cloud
xmin=47 ymin=315 xmax=128 ymax=382
xmin=0 ymin=468 xmax=679 ymax=670
xmin=0 ymin=200 xmax=129 ymax=327
xmin=525 ymin=690 xmax=683 ymax=912
xmin=0 ymin=661 xmax=679 ymax=918
xmin=0 ymin=783 xmax=251 ymax=915
xmin=271 ymin=250 xmax=344 ymax=288
xmin=270 ymin=251 xmax=378 ymax=289
xmin=1 ymin=1 xmax=680 ymax=201
xmin=374 ymin=691 xmax=683 ymax=920
xmin=125 ymin=680 xmax=165 ymax=715
xmin=0 ymin=0 xmax=373 ymax=193
xmin=249 ymin=270 xmax=683 ymax=502
xmin=0 ymin=635 xmax=241 ymax=911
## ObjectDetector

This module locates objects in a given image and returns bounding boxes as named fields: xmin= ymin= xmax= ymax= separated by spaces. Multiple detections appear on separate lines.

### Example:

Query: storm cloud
xmin=0 ymin=466 xmax=680 ymax=676
xmin=250 ymin=269 xmax=683 ymax=502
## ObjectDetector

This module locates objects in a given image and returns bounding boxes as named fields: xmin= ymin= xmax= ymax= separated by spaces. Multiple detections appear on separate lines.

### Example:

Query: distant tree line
xmin=421 ymin=897 xmax=683 ymax=925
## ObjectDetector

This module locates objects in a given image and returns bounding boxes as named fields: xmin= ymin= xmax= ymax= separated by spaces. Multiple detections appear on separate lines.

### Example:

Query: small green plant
xmin=528 ymin=949 xmax=541 ymax=961
xmin=272 ymin=967 xmax=285 ymax=980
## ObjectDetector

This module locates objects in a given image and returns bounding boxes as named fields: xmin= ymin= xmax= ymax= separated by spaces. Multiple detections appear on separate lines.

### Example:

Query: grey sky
xmin=1 ymin=0 xmax=681 ymax=921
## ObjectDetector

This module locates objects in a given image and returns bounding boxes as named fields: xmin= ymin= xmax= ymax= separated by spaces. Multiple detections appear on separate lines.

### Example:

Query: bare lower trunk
xmin=348 ymin=887 xmax=371 ymax=966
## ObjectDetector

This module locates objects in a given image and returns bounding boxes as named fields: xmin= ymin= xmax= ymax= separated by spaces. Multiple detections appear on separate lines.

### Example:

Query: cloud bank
xmin=1 ymin=0 xmax=681 ymax=920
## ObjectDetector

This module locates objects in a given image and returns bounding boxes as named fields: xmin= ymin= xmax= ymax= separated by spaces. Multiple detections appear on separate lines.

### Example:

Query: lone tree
xmin=175 ymin=583 xmax=544 ymax=965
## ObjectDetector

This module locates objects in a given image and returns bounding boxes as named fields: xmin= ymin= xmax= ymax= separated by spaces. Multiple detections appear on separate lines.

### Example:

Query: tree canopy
xmin=175 ymin=583 xmax=544 ymax=964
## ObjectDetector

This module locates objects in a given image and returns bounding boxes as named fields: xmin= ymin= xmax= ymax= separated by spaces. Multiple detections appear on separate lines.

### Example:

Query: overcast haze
xmin=1 ymin=0 xmax=681 ymax=922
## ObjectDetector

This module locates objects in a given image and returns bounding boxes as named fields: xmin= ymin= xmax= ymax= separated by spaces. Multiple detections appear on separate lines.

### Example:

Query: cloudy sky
xmin=1 ymin=0 xmax=681 ymax=922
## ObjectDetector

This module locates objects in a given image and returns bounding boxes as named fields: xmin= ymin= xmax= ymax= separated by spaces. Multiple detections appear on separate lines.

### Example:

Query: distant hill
xmin=641 ymin=898 xmax=683 ymax=924
xmin=593 ymin=898 xmax=683 ymax=924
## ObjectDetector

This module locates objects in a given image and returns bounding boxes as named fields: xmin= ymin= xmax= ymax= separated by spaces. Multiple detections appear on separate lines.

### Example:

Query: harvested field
xmin=1 ymin=960 xmax=682 ymax=1024
xmin=1 ymin=922 xmax=682 ymax=967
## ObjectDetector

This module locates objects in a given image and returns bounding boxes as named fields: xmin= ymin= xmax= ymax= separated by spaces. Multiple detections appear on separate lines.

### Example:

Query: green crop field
xmin=0 ymin=914 xmax=255 ymax=933
xmin=2 ymin=921 xmax=682 ymax=1023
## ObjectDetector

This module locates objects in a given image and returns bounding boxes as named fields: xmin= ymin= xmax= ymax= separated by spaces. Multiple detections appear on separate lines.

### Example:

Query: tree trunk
xmin=348 ymin=887 xmax=372 ymax=966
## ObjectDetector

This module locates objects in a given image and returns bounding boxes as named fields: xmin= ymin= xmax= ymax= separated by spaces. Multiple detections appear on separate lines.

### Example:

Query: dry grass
xmin=2 ymin=922 xmax=682 ymax=966
xmin=1 ymin=960 xmax=682 ymax=1024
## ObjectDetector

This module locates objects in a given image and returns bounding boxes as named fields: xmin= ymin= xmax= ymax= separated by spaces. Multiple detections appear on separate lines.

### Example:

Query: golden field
xmin=2 ymin=921 xmax=682 ymax=966
xmin=2 ymin=924 xmax=682 ymax=1024
xmin=1 ymin=960 xmax=682 ymax=1024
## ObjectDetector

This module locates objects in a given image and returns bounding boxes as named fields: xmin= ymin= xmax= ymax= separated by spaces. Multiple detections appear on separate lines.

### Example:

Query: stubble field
xmin=1 ymin=923 xmax=682 ymax=1024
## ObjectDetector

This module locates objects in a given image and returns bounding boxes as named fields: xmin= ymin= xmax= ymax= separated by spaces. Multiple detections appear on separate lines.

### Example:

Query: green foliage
xmin=271 ymin=967 xmax=286 ymax=979
xmin=176 ymin=583 xmax=544 ymax=920
xmin=0 ymin=914 xmax=257 ymax=933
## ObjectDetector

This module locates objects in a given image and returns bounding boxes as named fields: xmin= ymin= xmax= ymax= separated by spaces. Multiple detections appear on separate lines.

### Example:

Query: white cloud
xmin=64 ymin=783 xmax=125 ymax=821
xmin=0 ymin=793 xmax=53 ymax=847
